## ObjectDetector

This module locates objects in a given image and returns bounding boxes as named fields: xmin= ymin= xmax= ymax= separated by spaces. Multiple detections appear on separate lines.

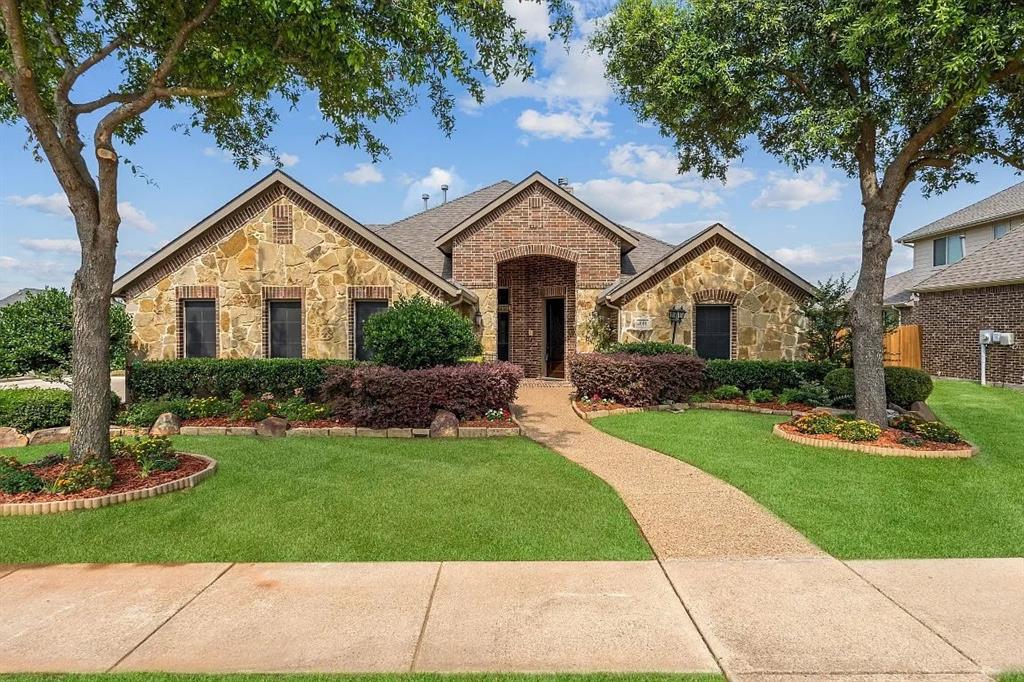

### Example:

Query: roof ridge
xmin=381 ymin=179 xmax=514 ymax=229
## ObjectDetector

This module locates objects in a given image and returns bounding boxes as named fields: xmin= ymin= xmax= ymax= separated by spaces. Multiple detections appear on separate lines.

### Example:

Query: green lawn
xmin=0 ymin=671 xmax=720 ymax=675
xmin=0 ymin=436 xmax=651 ymax=563
xmin=593 ymin=379 xmax=1024 ymax=559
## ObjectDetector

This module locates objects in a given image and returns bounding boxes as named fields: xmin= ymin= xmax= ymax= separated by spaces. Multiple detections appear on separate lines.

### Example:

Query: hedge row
xmin=128 ymin=358 xmax=359 ymax=401
xmin=321 ymin=362 xmax=523 ymax=428
xmin=0 ymin=388 xmax=121 ymax=433
xmin=703 ymin=359 xmax=838 ymax=392
xmin=823 ymin=366 xmax=933 ymax=408
xmin=570 ymin=353 xmax=705 ymax=406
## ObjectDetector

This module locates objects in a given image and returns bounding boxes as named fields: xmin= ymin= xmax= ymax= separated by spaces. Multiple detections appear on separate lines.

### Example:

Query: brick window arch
xmin=493 ymin=243 xmax=581 ymax=264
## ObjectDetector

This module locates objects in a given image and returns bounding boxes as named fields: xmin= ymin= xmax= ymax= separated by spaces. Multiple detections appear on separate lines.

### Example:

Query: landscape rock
xmin=909 ymin=400 xmax=938 ymax=422
xmin=150 ymin=412 xmax=182 ymax=436
xmin=257 ymin=416 xmax=288 ymax=437
xmin=27 ymin=426 xmax=70 ymax=446
xmin=0 ymin=427 xmax=28 ymax=448
xmin=429 ymin=410 xmax=459 ymax=438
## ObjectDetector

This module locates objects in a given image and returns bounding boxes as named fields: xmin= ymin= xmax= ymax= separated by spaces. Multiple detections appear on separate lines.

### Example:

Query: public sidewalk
xmin=0 ymin=558 xmax=1020 ymax=679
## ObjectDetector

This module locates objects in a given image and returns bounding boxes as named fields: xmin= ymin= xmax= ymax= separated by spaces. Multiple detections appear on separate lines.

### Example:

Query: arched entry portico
xmin=495 ymin=252 xmax=577 ymax=378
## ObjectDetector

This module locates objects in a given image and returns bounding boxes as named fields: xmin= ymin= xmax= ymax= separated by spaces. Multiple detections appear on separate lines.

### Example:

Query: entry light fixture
xmin=474 ymin=310 xmax=484 ymax=328
xmin=668 ymin=305 xmax=687 ymax=344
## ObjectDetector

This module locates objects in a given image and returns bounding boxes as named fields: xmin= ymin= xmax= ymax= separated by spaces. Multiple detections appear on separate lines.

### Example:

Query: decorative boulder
xmin=257 ymin=416 xmax=289 ymax=437
xmin=909 ymin=400 xmax=938 ymax=423
xmin=429 ymin=410 xmax=459 ymax=438
xmin=0 ymin=427 xmax=28 ymax=448
xmin=28 ymin=426 xmax=71 ymax=446
xmin=150 ymin=412 xmax=182 ymax=436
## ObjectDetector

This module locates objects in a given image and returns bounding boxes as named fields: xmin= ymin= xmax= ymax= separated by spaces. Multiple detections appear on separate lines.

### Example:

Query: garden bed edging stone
xmin=772 ymin=423 xmax=976 ymax=458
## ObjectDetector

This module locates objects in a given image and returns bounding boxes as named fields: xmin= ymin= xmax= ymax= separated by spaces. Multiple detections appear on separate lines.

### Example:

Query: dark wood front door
xmin=544 ymin=298 xmax=566 ymax=378
xmin=695 ymin=304 xmax=731 ymax=359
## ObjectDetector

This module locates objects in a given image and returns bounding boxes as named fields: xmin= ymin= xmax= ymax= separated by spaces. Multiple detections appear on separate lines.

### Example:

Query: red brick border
xmin=772 ymin=424 xmax=976 ymax=459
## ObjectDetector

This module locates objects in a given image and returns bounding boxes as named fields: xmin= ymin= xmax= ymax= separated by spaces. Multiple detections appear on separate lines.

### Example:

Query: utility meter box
xmin=980 ymin=330 xmax=995 ymax=344
xmin=995 ymin=332 xmax=1015 ymax=346
xmin=980 ymin=330 xmax=1016 ymax=345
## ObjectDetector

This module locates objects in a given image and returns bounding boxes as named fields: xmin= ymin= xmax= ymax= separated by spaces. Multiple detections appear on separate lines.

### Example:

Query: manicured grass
xmin=0 ymin=436 xmax=651 ymax=563
xmin=593 ymin=380 xmax=1024 ymax=559
xmin=0 ymin=671 xmax=724 ymax=675
xmin=0 ymin=671 xmax=720 ymax=675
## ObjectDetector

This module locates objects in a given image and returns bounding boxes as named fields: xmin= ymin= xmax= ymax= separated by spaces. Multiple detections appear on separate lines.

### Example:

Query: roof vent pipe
xmin=441 ymin=184 xmax=449 ymax=204
xmin=422 ymin=193 xmax=429 ymax=210
xmin=557 ymin=177 xmax=573 ymax=194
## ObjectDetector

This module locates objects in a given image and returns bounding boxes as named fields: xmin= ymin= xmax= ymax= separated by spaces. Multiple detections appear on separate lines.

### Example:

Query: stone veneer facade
xmin=618 ymin=242 xmax=805 ymax=360
xmin=124 ymin=191 xmax=436 ymax=360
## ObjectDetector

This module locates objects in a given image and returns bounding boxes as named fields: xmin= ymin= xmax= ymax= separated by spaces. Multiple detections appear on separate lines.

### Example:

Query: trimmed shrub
xmin=824 ymin=366 xmax=933 ymax=408
xmin=913 ymin=421 xmax=964 ymax=444
xmin=0 ymin=457 xmax=44 ymax=494
xmin=711 ymin=384 xmax=743 ymax=400
xmin=777 ymin=381 xmax=831 ymax=407
xmin=747 ymin=388 xmax=775 ymax=404
xmin=604 ymin=341 xmax=695 ymax=356
xmin=792 ymin=411 xmax=841 ymax=435
xmin=321 ymin=362 xmax=523 ymax=428
xmin=889 ymin=412 xmax=924 ymax=432
xmin=884 ymin=367 xmax=933 ymax=407
xmin=49 ymin=457 xmax=115 ymax=494
xmin=834 ymin=419 xmax=882 ymax=442
xmin=704 ymin=360 xmax=838 ymax=393
xmin=362 ymin=295 xmax=480 ymax=370
xmin=128 ymin=358 xmax=358 ymax=401
xmin=0 ymin=388 xmax=119 ymax=432
xmin=569 ymin=353 xmax=706 ymax=407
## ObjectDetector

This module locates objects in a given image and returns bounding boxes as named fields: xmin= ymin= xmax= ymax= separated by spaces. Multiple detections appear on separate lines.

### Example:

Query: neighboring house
xmin=0 ymin=288 xmax=43 ymax=308
xmin=112 ymin=171 xmax=814 ymax=378
xmin=887 ymin=182 xmax=1023 ymax=385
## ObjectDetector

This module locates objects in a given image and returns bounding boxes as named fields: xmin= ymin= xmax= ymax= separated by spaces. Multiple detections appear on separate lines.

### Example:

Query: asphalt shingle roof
xmin=883 ymin=269 xmax=934 ymax=305
xmin=913 ymin=225 xmax=1024 ymax=291
xmin=897 ymin=181 xmax=1024 ymax=243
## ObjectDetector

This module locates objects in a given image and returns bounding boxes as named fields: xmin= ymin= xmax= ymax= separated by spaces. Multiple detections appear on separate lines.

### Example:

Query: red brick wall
xmin=452 ymin=185 xmax=621 ymax=289
xmin=498 ymin=256 xmax=576 ymax=378
xmin=915 ymin=284 xmax=1024 ymax=385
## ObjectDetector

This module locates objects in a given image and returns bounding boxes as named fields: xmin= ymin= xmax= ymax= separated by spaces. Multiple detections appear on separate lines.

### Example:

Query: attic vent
xmin=273 ymin=204 xmax=293 ymax=244
xmin=529 ymin=195 xmax=543 ymax=210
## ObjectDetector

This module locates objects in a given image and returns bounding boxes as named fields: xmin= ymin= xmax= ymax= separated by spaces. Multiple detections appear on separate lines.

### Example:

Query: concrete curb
xmin=772 ymin=423 xmax=977 ymax=458
xmin=0 ymin=453 xmax=217 ymax=516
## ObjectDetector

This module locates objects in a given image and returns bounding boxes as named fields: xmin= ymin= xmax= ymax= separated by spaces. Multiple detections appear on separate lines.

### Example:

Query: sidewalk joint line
xmin=105 ymin=562 xmax=235 ymax=672
xmin=410 ymin=560 xmax=443 ymax=672
xmin=655 ymin=556 xmax=727 ymax=678
xmin=841 ymin=560 xmax=984 ymax=672
xmin=0 ymin=567 xmax=21 ymax=583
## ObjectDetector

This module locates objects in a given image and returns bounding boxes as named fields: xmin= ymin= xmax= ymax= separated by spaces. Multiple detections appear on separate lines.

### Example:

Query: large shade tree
xmin=1 ymin=0 xmax=570 ymax=459
xmin=593 ymin=0 xmax=1024 ymax=424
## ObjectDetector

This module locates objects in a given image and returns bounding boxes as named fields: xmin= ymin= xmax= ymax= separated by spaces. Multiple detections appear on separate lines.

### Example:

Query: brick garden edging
xmin=177 ymin=424 xmax=522 ymax=438
xmin=772 ymin=424 xmax=977 ymax=459
xmin=0 ymin=453 xmax=217 ymax=516
xmin=571 ymin=401 xmax=687 ymax=421
xmin=572 ymin=400 xmax=853 ymax=421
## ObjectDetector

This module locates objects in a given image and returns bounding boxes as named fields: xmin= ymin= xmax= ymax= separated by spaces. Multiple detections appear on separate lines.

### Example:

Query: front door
xmin=695 ymin=304 xmax=731 ymax=359
xmin=544 ymin=298 xmax=566 ymax=378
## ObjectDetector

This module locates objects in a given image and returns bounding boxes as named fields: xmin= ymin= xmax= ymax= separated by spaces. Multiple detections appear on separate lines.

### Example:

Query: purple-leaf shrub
xmin=570 ymin=353 xmax=705 ymax=406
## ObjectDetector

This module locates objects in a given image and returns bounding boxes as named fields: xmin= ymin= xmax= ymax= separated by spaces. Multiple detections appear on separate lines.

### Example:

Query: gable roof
xmin=912 ymin=225 xmax=1024 ymax=292
xmin=111 ymin=171 xmax=474 ymax=302
xmin=600 ymin=223 xmax=815 ymax=304
xmin=882 ymin=268 xmax=933 ymax=306
xmin=897 ymin=181 xmax=1024 ymax=243
xmin=0 ymin=288 xmax=44 ymax=308
xmin=432 ymin=172 xmax=640 ymax=254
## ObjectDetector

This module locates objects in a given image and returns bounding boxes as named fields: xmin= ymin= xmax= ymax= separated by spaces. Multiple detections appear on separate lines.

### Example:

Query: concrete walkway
xmin=0 ymin=559 xmax=1020 ymax=678
xmin=514 ymin=383 xmax=821 ymax=559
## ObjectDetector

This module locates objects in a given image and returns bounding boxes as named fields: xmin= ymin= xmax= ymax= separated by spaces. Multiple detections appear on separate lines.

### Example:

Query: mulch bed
xmin=460 ymin=416 xmax=518 ymax=428
xmin=709 ymin=398 xmax=819 ymax=412
xmin=777 ymin=422 xmax=972 ymax=453
xmin=0 ymin=453 xmax=209 ymax=504
xmin=181 ymin=417 xmax=354 ymax=428
xmin=574 ymin=400 xmax=629 ymax=412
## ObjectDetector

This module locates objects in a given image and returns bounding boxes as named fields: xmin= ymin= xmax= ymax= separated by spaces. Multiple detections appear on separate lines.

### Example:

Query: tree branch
xmin=71 ymin=91 xmax=140 ymax=114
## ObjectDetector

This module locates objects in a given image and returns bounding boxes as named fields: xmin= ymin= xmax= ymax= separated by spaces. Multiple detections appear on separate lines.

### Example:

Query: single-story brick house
xmin=887 ymin=181 xmax=1023 ymax=386
xmin=112 ymin=171 xmax=814 ymax=378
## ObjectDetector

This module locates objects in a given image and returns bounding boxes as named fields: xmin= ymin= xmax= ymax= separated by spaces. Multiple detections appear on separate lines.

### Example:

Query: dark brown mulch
xmin=460 ymin=416 xmax=518 ymax=428
xmin=709 ymin=398 xmax=818 ymax=412
xmin=0 ymin=453 xmax=209 ymax=504
xmin=288 ymin=419 xmax=355 ymax=428
xmin=778 ymin=422 xmax=972 ymax=452
xmin=574 ymin=400 xmax=629 ymax=413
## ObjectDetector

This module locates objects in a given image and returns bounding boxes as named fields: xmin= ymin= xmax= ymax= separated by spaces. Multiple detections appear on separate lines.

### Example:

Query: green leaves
xmin=362 ymin=294 xmax=481 ymax=370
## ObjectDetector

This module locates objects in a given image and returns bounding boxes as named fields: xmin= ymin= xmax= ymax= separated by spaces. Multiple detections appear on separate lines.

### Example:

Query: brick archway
xmin=692 ymin=288 xmax=739 ymax=304
xmin=494 ymin=243 xmax=581 ymax=264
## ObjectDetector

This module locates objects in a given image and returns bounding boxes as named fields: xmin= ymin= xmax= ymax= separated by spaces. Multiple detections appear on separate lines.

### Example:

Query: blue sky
xmin=1 ymin=1 xmax=1021 ymax=299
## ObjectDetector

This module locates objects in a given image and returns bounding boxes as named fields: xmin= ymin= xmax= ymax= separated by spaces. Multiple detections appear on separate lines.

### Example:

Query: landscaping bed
xmin=775 ymin=421 xmax=974 ymax=457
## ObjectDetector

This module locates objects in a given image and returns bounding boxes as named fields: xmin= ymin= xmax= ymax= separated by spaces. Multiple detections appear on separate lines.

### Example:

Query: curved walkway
xmin=514 ymin=383 xmax=823 ymax=559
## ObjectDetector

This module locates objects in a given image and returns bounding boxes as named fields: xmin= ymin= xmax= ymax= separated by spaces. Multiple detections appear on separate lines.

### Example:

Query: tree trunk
xmin=68 ymin=207 xmax=118 ymax=461
xmin=849 ymin=203 xmax=895 ymax=426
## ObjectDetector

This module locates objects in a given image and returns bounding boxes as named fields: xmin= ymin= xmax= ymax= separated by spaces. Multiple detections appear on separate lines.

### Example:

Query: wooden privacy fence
xmin=883 ymin=324 xmax=922 ymax=369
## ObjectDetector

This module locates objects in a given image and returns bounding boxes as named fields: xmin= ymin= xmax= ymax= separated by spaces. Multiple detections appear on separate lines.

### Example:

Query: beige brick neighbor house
xmin=113 ymin=170 xmax=815 ymax=378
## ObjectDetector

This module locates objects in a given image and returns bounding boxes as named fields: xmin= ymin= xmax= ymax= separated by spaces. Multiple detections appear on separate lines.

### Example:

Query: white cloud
xmin=504 ymin=0 xmax=550 ymax=42
xmin=725 ymin=167 xmax=757 ymax=189
xmin=117 ymin=202 xmax=157 ymax=233
xmin=402 ymin=167 xmax=466 ymax=213
xmin=770 ymin=241 xmax=861 ymax=282
xmin=516 ymin=109 xmax=611 ymax=140
xmin=0 ymin=256 xmax=17 ymax=269
xmin=19 ymin=238 xmax=80 ymax=254
xmin=204 ymin=147 xmax=299 ymax=168
xmin=5 ymin=193 xmax=72 ymax=218
xmin=752 ymin=167 xmax=841 ymax=210
xmin=625 ymin=219 xmax=727 ymax=243
xmin=606 ymin=143 xmax=680 ymax=182
xmin=338 ymin=163 xmax=384 ymax=185
xmin=572 ymin=178 xmax=706 ymax=222
xmin=0 ymin=255 xmax=73 ymax=276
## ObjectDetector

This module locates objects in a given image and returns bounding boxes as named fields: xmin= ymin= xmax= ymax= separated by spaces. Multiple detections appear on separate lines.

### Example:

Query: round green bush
xmin=883 ymin=367 xmax=933 ymax=407
xmin=711 ymin=384 xmax=743 ymax=400
xmin=362 ymin=295 xmax=480 ymax=370
xmin=834 ymin=419 xmax=882 ymax=442
xmin=792 ymin=411 xmax=841 ymax=434
xmin=823 ymin=368 xmax=855 ymax=406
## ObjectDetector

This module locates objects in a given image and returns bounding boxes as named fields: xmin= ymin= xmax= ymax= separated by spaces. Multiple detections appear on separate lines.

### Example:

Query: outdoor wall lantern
xmin=668 ymin=305 xmax=687 ymax=344
xmin=474 ymin=310 xmax=484 ymax=328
